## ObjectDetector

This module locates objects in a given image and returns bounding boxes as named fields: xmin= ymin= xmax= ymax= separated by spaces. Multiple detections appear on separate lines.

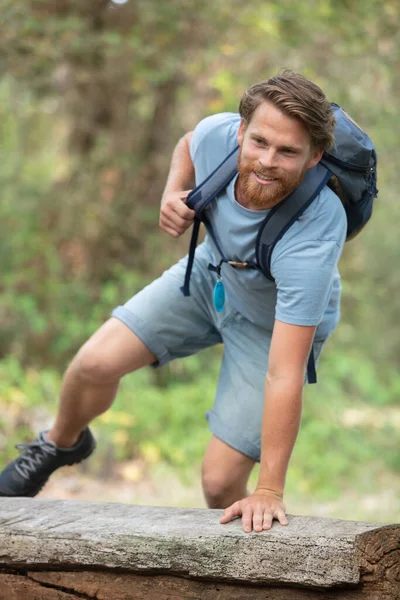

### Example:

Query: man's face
xmin=236 ymin=101 xmax=323 ymax=210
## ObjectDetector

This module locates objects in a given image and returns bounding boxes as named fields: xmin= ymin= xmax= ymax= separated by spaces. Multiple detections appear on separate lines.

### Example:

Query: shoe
xmin=0 ymin=427 xmax=96 ymax=497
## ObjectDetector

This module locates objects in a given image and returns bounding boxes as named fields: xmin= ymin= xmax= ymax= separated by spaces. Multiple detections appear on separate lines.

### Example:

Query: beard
xmin=236 ymin=148 xmax=309 ymax=210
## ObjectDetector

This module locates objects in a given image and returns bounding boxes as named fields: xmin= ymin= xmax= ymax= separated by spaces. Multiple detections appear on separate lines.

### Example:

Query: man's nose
xmin=258 ymin=149 xmax=278 ymax=169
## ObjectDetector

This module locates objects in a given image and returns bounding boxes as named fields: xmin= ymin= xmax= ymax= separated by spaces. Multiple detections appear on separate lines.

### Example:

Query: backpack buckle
xmin=227 ymin=261 xmax=248 ymax=268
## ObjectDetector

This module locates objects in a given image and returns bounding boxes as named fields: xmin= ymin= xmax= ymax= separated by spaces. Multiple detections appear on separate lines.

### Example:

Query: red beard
xmin=236 ymin=149 xmax=308 ymax=210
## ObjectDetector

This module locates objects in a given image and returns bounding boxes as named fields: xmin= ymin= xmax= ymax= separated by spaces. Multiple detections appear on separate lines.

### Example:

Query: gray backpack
xmin=182 ymin=103 xmax=378 ymax=289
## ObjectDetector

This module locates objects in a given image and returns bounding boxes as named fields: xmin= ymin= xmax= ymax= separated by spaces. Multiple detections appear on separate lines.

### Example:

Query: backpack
xmin=180 ymin=103 xmax=378 ymax=382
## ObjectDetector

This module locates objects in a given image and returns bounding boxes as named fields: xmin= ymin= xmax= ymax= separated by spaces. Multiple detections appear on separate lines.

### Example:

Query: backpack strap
xmin=180 ymin=216 xmax=202 ymax=297
xmin=254 ymin=163 xmax=329 ymax=385
xmin=186 ymin=145 xmax=239 ymax=213
xmin=255 ymin=163 xmax=331 ymax=281
xmin=182 ymin=153 xmax=330 ymax=295
xmin=181 ymin=146 xmax=239 ymax=296
xmin=307 ymin=345 xmax=317 ymax=384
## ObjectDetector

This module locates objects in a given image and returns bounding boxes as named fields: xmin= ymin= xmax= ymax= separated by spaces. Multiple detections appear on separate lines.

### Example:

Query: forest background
xmin=0 ymin=0 xmax=399 ymax=522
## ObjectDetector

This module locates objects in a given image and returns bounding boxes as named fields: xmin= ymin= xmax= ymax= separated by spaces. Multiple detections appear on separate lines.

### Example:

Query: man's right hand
xmin=159 ymin=190 xmax=196 ymax=238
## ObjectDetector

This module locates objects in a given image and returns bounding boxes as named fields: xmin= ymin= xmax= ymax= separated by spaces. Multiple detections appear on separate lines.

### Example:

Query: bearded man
xmin=0 ymin=71 xmax=346 ymax=533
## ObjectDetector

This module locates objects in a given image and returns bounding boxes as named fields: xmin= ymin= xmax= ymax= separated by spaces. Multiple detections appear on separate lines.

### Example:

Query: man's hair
xmin=238 ymin=70 xmax=335 ymax=151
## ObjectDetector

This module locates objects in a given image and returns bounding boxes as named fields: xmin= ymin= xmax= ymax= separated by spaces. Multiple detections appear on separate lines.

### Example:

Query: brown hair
xmin=239 ymin=70 xmax=335 ymax=151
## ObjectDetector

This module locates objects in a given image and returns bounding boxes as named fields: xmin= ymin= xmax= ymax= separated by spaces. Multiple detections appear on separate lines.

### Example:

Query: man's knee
xmin=202 ymin=465 xmax=246 ymax=509
xmin=71 ymin=318 xmax=156 ymax=385
xmin=201 ymin=437 xmax=254 ymax=509
xmin=74 ymin=343 xmax=122 ymax=384
xmin=202 ymin=471 xmax=230 ymax=509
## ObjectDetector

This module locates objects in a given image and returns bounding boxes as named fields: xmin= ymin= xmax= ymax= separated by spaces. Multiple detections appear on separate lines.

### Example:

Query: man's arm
xmin=220 ymin=320 xmax=316 ymax=532
xmin=159 ymin=131 xmax=196 ymax=238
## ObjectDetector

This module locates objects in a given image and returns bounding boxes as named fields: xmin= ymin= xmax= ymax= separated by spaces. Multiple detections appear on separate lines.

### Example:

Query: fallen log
xmin=0 ymin=498 xmax=398 ymax=599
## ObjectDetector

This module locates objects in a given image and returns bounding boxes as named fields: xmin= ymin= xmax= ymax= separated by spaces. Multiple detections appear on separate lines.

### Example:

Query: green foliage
xmin=0 ymin=0 xmax=399 ymax=514
xmin=0 ymin=0 xmax=399 ymax=368
xmin=1 ymin=347 xmax=399 ymax=502
xmin=0 ymin=353 xmax=215 ymax=470
xmin=288 ymin=350 xmax=400 ymax=499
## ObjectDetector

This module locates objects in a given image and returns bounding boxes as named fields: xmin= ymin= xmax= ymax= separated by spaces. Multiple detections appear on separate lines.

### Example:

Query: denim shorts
xmin=112 ymin=248 xmax=324 ymax=462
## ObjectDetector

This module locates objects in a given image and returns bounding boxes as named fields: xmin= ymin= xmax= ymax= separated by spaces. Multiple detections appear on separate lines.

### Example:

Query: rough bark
xmin=0 ymin=570 xmax=395 ymax=600
xmin=0 ymin=498 xmax=398 ymax=599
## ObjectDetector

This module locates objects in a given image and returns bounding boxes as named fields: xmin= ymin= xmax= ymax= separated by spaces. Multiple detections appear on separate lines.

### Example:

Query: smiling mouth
xmin=253 ymin=171 xmax=278 ymax=184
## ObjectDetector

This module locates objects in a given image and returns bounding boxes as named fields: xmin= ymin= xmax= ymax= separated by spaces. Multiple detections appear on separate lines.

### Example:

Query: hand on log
xmin=220 ymin=489 xmax=288 ymax=533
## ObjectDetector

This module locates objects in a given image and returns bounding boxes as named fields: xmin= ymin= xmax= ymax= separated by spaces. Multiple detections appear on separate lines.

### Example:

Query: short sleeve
xmin=190 ymin=115 xmax=220 ymax=161
xmin=189 ymin=113 xmax=241 ymax=183
xmin=272 ymin=239 xmax=344 ymax=326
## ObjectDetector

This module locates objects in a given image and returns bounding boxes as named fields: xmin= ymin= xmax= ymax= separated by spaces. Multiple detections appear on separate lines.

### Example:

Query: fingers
xmin=262 ymin=511 xmax=273 ymax=531
xmin=177 ymin=189 xmax=193 ymax=203
xmin=159 ymin=222 xmax=181 ymax=238
xmin=164 ymin=190 xmax=195 ymax=217
xmin=172 ymin=200 xmax=196 ymax=221
xmin=243 ymin=504 xmax=257 ymax=533
xmin=253 ymin=503 xmax=268 ymax=533
xmin=219 ymin=501 xmax=240 ymax=524
xmin=275 ymin=508 xmax=289 ymax=526
xmin=159 ymin=191 xmax=196 ymax=237
xmin=220 ymin=499 xmax=288 ymax=533
xmin=251 ymin=506 xmax=287 ymax=533
xmin=159 ymin=210 xmax=193 ymax=237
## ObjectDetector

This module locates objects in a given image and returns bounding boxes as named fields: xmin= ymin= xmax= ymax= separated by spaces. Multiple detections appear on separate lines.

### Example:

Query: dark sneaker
xmin=0 ymin=427 xmax=96 ymax=497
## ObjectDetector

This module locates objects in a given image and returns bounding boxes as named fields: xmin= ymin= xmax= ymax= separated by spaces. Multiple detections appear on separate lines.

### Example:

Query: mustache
xmin=254 ymin=169 xmax=279 ymax=178
xmin=242 ymin=164 xmax=281 ymax=180
xmin=238 ymin=159 xmax=280 ymax=178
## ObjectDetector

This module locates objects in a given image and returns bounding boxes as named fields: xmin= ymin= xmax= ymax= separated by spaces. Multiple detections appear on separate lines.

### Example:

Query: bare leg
xmin=47 ymin=318 xmax=156 ymax=447
xmin=201 ymin=436 xmax=255 ymax=509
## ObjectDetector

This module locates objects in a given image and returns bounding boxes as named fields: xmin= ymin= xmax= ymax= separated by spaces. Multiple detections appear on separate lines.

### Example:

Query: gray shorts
xmin=112 ymin=249 xmax=324 ymax=461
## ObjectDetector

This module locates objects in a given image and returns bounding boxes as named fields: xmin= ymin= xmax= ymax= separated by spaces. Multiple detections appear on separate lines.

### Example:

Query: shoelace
xmin=14 ymin=438 xmax=57 ymax=480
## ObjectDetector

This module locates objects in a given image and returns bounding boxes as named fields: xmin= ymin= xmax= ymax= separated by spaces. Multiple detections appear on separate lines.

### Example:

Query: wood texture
xmin=0 ymin=498 xmax=398 ymax=599
xmin=0 ymin=570 xmax=396 ymax=600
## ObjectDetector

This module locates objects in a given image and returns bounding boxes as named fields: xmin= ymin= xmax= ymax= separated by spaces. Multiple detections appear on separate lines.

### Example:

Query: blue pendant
xmin=213 ymin=280 xmax=225 ymax=312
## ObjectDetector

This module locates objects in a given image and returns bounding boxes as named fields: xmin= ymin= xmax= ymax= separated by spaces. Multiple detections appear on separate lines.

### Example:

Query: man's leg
xmin=0 ymin=317 xmax=156 ymax=497
xmin=202 ymin=436 xmax=255 ymax=508
xmin=201 ymin=306 xmax=271 ymax=509
xmin=48 ymin=317 xmax=156 ymax=447
xmin=0 ymin=248 xmax=222 ymax=497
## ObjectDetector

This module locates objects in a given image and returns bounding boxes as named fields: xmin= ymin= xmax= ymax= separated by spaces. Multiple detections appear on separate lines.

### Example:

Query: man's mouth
xmin=253 ymin=171 xmax=278 ymax=185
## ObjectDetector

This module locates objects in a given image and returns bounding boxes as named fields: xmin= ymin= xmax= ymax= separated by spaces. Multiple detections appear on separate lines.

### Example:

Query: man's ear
xmin=307 ymin=149 xmax=324 ymax=169
xmin=237 ymin=119 xmax=246 ymax=145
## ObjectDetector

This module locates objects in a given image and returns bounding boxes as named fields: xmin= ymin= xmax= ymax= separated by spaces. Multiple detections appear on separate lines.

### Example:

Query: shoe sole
xmin=1 ymin=442 xmax=96 ymax=498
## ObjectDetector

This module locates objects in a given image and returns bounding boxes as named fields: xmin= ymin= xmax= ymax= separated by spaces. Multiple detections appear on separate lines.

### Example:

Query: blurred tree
xmin=0 ymin=0 xmax=399 ymax=373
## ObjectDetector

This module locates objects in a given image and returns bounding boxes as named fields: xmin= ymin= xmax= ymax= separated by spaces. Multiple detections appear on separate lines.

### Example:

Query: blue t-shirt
xmin=190 ymin=113 xmax=347 ymax=341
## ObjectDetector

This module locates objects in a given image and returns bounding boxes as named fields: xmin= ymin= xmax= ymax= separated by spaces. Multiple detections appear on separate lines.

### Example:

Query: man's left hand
xmin=219 ymin=489 xmax=288 ymax=533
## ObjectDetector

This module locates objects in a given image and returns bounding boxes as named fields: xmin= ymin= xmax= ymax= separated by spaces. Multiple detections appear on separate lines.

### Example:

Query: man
xmin=0 ymin=71 xmax=346 ymax=533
